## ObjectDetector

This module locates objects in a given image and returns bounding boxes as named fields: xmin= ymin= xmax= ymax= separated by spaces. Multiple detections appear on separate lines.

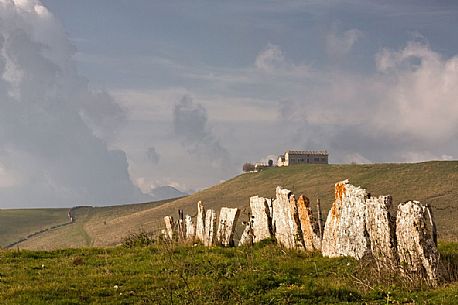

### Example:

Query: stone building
xmin=277 ymin=150 xmax=328 ymax=167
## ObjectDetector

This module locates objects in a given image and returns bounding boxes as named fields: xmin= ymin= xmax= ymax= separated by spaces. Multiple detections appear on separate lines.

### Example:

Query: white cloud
xmin=374 ymin=42 xmax=458 ymax=140
xmin=326 ymin=28 xmax=363 ymax=59
xmin=0 ymin=0 xmax=146 ymax=207
xmin=255 ymin=43 xmax=310 ymax=78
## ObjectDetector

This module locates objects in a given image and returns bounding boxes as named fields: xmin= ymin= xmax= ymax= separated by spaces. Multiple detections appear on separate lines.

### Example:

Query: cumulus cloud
xmin=173 ymin=95 xmax=230 ymax=168
xmin=255 ymin=43 xmax=286 ymax=72
xmin=0 ymin=0 xmax=146 ymax=207
xmin=374 ymin=41 xmax=458 ymax=140
xmin=255 ymin=43 xmax=309 ymax=78
xmin=326 ymin=28 xmax=363 ymax=59
xmin=272 ymin=41 xmax=458 ymax=164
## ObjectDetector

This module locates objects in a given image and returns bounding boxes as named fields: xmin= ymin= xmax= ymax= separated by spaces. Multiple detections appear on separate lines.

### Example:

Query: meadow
xmin=0 ymin=240 xmax=457 ymax=304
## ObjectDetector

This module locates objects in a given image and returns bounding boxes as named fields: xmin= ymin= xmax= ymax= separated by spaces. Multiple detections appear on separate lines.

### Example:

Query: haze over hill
xmin=5 ymin=161 xmax=457 ymax=250
xmin=148 ymin=186 xmax=188 ymax=202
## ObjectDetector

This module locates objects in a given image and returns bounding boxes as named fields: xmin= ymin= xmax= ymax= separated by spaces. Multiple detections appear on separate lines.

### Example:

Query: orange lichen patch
xmin=297 ymin=195 xmax=316 ymax=250
xmin=335 ymin=180 xmax=348 ymax=201
xmin=330 ymin=180 xmax=348 ymax=219
xmin=330 ymin=202 xmax=339 ymax=219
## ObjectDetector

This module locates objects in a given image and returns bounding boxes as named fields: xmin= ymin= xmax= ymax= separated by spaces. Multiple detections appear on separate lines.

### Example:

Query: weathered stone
xmin=177 ymin=210 xmax=185 ymax=240
xmin=204 ymin=209 xmax=217 ymax=247
xmin=322 ymin=179 xmax=370 ymax=259
xmin=271 ymin=187 xmax=304 ymax=249
xmin=365 ymin=195 xmax=397 ymax=269
xmin=316 ymin=199 xmax=324 ymax=241
xmin=185 ymin=215 xmax=196 ymax=240
xmin=164 ymin=216 xmax=175 ymax=240
xmin=217 ymin=207 xmax=240 ymax=246
xmin=238 ymin=222 xmax=253 ymax=246
xmin=249 ymin=196 xmax=273 ymax=243
xmin=297 ymin=195 xmax=321 ymax=251
xmin=195 ymin=201 xmax=206 ymax=242
xmin=396 ymin=201 xmax=439 ymax=286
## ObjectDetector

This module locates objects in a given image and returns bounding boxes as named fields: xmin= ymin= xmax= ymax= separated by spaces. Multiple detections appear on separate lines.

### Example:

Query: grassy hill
xmin=0 ymin=209 xmax=69 ymax=247
xmin=0 ymin=199 xmax=178 ymax=249
xmin=9 ymin=161 xmax=458 ymax=250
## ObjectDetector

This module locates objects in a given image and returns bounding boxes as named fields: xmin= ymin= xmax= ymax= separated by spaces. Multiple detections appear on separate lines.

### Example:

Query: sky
xmin=0 ymin=0 xmax=457 ymax=207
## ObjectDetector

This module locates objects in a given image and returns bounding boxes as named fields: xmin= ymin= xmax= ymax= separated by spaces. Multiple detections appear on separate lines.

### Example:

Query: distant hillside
xmin=13 ymin=161 xmax=458 ymax=250
xmin=148 ymin=186 xmax=188 ymax=201
xmin=0 ymin=209 xmax=69 ymax=247
xmin=0 ymin=199 xmax=176 ymax=249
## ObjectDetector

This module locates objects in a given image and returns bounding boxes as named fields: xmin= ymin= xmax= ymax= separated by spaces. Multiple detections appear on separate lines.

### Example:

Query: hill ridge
xmin=5 ymin=161 xmax=458 ymax=249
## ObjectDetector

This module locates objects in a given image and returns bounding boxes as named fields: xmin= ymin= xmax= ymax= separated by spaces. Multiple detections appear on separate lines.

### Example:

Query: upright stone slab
xmin=250 ymin=196 xmax=273 ymax=243
xmin=164 ymin=216 xmax=175 ymax=240
xmin=204 ymin=209 xmax=217 ymax=247
xmin=271 ymin=187 xmax=304 ymax=249
xmin=365 ymin=195 xmax=397 ymax=269
xmin=185 ymin=215 xmax=196 ymax=240
xmin=322 ymin=179 xmax=370 ymax=259
xmin=195 ymin=201 xmax=206 ymax=242
xmin=177 ymin=210 xmax=185 ymax=240
xmin=238 ymin=222 xmax=253 ymax=246
xmin=297 ymin=195 xmax=321 ymax=251
xmin=396 ymin=201 xmax=439 ymax=286
xmin=217 ymin=207 xmax=240 ymax=246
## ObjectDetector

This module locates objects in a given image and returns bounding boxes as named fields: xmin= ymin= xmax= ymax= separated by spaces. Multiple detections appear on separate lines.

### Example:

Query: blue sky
xmin=0 ymin=0 xmax=457 ymax=207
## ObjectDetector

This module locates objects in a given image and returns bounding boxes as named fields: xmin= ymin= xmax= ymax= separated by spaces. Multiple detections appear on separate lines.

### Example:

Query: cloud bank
xmin=0 ymin=0 xmax=146 ymax=207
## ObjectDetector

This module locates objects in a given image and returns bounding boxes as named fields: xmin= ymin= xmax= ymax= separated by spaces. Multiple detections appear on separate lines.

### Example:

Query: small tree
xmin=268 ymin=159 xmax=274 ymax=167
xmin=242 ymin=162 xmax=255 ymax=172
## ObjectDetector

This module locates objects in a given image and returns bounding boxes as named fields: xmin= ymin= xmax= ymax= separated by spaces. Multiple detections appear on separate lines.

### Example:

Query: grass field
xmin=6 ymin=161 xmax=458 ymax=250
xmin=0 ymin=241 xmax=457 ymax=304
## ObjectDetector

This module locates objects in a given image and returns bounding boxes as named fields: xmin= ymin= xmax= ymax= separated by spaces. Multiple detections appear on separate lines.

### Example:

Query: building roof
xmin=285 ymin=150 xmax=328 ymax=156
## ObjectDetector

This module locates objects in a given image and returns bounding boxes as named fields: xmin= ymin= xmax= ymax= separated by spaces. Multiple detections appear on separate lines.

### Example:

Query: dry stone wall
xmin=161 ymin=178 xmax=440 ymax=286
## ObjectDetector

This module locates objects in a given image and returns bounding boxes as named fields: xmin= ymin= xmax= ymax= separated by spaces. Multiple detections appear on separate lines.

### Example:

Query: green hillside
xmin=0 ymin=209 xmax=69 ymax=247
xmin=10 ymin=161 xmax=458 ymax=250
xmin=0 ymin=199 xmax=178 ymax=249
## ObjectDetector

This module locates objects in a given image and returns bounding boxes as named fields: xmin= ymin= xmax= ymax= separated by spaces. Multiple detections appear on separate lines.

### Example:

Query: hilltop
xmin=6 ymin=161 xmax=458 ymax=250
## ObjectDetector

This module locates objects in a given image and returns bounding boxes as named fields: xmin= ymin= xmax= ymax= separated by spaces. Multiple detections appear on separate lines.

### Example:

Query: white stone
xmin=217 ymin=207 xmax=240 ymax=246
xmin=164 ymin=216 xmax=175 ymax=240
xmin=204 ymin=209 xmax=217 ymax=247
xmin=185 ymin=215 xmax=196 ymax=240
xmin=249 ymin=196 xmax=273 ymax=243
xmin=365 ymin=195 xmax=397 ymax=269
xmin=396 ymin=201 xmax=439 ymax=286
xmin=296 ymin=195 xmax=321 ymax=251
xmin=195 ymin=201 xmax=206 ymax=242
xmin=322 ymin=180 xmax=370 ymax=259
xmin=238 ymin=223 xmax=253 ymax=246
xmin=271 ymin=187 xmax=304 ymax=249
